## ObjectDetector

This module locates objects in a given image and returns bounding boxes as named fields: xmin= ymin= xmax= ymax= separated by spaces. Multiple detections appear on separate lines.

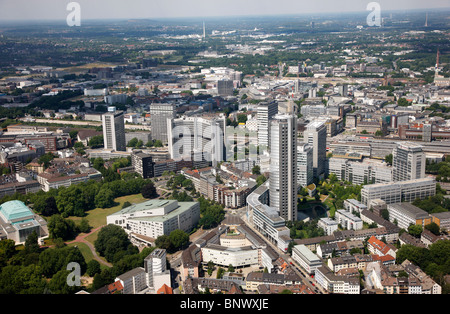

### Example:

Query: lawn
xmin=67 ymin=242 xmax=110 ymax=271
xmin=68 ymin=193 xmax=147 ymax=229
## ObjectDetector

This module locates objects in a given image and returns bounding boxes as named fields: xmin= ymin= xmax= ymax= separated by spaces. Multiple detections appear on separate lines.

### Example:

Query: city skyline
xmin=0 ymin=0 xmax=449 ymax=21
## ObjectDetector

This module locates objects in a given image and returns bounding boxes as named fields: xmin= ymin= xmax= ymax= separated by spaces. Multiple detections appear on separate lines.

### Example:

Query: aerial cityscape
xmin=0 ymin=0 xmax=449 ymax=301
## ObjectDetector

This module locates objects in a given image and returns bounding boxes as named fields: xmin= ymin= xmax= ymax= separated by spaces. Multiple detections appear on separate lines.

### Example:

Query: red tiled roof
xmin=157 ymin=284 xmax=173 ymax=294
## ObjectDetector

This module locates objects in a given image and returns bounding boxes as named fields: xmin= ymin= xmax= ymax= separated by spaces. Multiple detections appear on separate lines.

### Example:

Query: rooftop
xmin=0 ymin=200 xmax=34 ymax=223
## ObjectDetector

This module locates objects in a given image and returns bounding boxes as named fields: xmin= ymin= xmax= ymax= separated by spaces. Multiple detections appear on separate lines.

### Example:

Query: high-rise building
xmin=150 ymin=103 xmax=176 ymax=145
xmin=338 ymin=84 xmax=348 ymax=97
xmin=303 ymin=121 xmax=327 ymax=179
xmin=217 ymin=79 xmax=234 ymax=97
xmin=144 ymin=249 xmax=167 ymax=289
xmin=392 ymin=142 xmax=425 ymax=182
xmin=257 ymin=101 xmax=278 ymax=149
xmin=167 ymin=115 xmax=226 ymax=167
xmin=131 ymin=150 xmax=154 ymax=179
xmin=102 ymin=107 xmax=126 ymax=151
xmin=269 ymin=114 xmax=297 ymax=221
xmin=297 ymin=143 xmax=313 ymax=188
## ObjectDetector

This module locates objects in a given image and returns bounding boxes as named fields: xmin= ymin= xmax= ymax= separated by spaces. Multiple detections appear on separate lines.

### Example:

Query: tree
xmin=153 ymin=140 xmax=163 ymax=147
xmin=88 ymin=135 xmax=104 ymax=148
xmin=256 ymin=175 xmax=267 ymax=187
xmin=42 ymin=196 xmax=59 ymax=217
xmin=127 ymin=137 xmax=139 ymax=148
xmin=425 ymin=222 xmax=440 ymax=236
xmin=78 ymin=218 xmax=91 ymax=234
xmin=155 ymin=235 xmax=173 ymax=251
xmin=86 ymin=260 xmax=101 ymax=277
xmin=47 ymin=214 xmax=77 ymax=240
xmin=56 ymin=185 xmax=89 ymax=217
xmin=169 ymin=229 xmax=189 ymax=250
xmin=397 ymin=97 xmax=410 ymax=106
xmin=38 ymin=152 xmax=55 ymax=169
xmin=94 ymin=188 xmax=115 ymax=208
xmin=385 ymin=153 xmax=393 ymax=166
xmin=92 ymin=268 xmax=114 ymax=291
xmin=141 ymin=181 xmax=157 ymax=199
xmin=94 ymin=224 xmax=131 ymax=261
xmin=408 ymin=224 xmax=423 ymax=238
xmin=24 ymin=231 xmax=40 ymax=254
xmin=252 ymin=165 xmax=261 ymax=175
xmin=48 ymin=269 xmax=79 ymax=294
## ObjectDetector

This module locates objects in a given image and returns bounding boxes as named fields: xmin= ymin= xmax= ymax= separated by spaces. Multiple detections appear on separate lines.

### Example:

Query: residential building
xmin=303 ymin=121 xmax=327 ymax=178
xmin=115 ymin=267 xmax=147 ymax=294
xmin=297 ymin=143 xmax=313 ymax=188
xmin=144 ymin=249 xmax=170 ymax=290
xmin=150 ymin=103 xmax=176 ymax=144
xmin=335 ymin=210 xmax=363 ymax=231
xmin=315 ymin=265 xmax=360 ymax=294
xmin=102 ymin=108 xmax=126 ymax=151
xmin=367 ymin=236 xmax=397 ymax=258
xmin=344 ymin=199 xmax=367 ymax=214
xmin=257 ymin=101 xmax=278 ymax=148
xmin=318 ymin=218 xmax=339 ymax=236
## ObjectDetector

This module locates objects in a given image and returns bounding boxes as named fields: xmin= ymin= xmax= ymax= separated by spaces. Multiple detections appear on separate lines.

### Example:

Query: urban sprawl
xmin=0 ymin=9 xmax=449 ymax=296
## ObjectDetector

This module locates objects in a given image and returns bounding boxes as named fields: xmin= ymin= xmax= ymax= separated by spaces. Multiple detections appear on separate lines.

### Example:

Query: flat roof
xmin=130 ymin=201 xmax=198 ymax=223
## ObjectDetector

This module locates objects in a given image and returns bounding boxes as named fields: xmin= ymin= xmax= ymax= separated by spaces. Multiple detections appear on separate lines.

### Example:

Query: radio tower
xmin=425 ymin=13 xmax=428 ymax=27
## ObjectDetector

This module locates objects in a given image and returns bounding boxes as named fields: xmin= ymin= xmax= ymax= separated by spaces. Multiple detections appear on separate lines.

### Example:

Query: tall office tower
xmin=144 ymin=249 xmax=167 ymax=289
xmin=102 ymin=107 xmax=126 ymax=151
xmin=131 ymin=150 xmax=154 ymax=179
xmin=303 ymin=121 xmax=327 ymax=179
xmin=203 ymin=21 xmax=206 ymax=39
xmin=338 ymin=84 xmax=348 ymax=97
xmin=167 ymin=115 xmax=226 ymax=167
xmin=297 ymin=143 xmax=313 ymax=188
xmin=392 ymin=142 xmax=425 ymax=182
xmin=257 ymin=101 xmax=278 ymax=149
xmin=217 ymin=79 xmax=234 ymax=97
xmin=269 ymin=114 xmax=297 ymax=221
xmin=150 ymin=103 xmax=176 ymax=145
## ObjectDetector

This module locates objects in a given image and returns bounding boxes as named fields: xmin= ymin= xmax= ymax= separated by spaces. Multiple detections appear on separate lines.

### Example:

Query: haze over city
xmin=0 ymin=0 xmax=449 ymax=21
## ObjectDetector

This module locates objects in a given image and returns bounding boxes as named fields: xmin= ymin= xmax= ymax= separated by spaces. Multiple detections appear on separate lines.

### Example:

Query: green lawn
xmin=68 ymin=193 xmax=147 ymax=229
xmin=67 ymin=242 xmax=110 ymax=271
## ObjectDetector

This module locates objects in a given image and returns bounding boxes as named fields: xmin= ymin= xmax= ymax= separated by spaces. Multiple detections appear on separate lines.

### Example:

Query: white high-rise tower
xmin=269 ymin=114 xmax=297 ymax=221
xmin=203 ymin=21 xmax=206 ymax=39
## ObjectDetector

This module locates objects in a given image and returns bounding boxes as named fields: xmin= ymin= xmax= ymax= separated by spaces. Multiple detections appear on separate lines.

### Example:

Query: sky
xmin=0 ymin=0 xmax=448 ymax=21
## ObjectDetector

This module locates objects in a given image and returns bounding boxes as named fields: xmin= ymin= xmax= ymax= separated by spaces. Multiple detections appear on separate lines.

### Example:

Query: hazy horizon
xmin=0 ymin=0 xmax=449 ymax=21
